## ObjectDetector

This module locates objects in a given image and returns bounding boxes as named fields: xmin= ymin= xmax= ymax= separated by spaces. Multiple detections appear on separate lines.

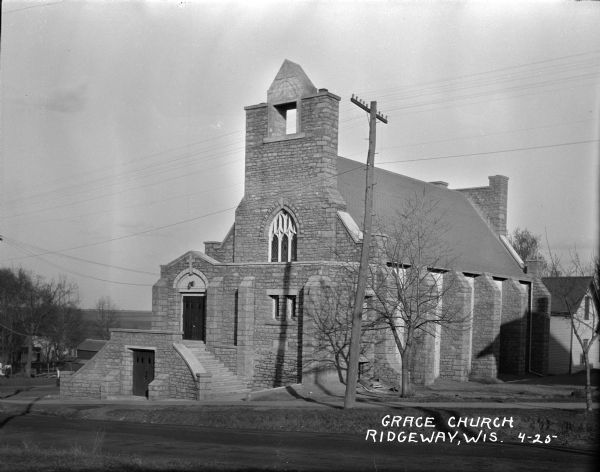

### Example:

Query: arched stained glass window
xmin=268 ymin=210 xmax=297 ymax=262
xmin=271 ymin=234 xmax=279 ymax=262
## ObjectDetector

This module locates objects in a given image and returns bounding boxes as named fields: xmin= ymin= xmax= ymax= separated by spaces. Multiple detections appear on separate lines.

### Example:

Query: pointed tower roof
xmin=267 ymin=59 xmax=317 ymax=104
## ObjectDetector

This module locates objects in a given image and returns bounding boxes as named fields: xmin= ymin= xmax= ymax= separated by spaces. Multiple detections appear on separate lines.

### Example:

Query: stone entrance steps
xmin=182 ymin=340 xmax=250 ymax=397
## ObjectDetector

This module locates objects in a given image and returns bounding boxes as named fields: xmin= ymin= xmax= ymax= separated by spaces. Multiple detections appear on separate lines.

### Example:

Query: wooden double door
xmin=132 ymin=349 xmax=154 ymax=397
xmin=183 ymin=295 xmax=206 ymax=341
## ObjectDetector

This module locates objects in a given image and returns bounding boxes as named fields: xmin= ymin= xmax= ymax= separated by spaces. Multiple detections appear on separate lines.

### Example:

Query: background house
xmin=543 ymin=276 xmax=599 ymax=375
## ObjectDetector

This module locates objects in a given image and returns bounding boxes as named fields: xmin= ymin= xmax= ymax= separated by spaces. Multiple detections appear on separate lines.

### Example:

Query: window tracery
xmin=269 ymin=210 xmax=297 ymax=262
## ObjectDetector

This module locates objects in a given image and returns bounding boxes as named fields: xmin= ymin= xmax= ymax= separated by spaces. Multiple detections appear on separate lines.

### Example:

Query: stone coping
xmin=173 ymin=343 xmax=208 ymax=376
xmin=161 ymin=259 xmax=532 ymax=282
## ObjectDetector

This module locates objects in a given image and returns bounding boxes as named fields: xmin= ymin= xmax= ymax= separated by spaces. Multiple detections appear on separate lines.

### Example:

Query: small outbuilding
xmin=543 ymin=276 xmax=599 ymax=375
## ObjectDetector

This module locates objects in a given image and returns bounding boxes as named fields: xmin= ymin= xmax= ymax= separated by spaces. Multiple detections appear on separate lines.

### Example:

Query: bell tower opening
xmin=273 ymin=101 xmax=298 ymax=136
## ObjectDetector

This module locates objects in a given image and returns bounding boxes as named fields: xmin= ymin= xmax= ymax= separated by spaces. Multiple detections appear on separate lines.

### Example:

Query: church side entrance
xmin=132 ymin=349 xmax=155 ymax=397
xmin=183 ymin=295 xmax=206 ymax=341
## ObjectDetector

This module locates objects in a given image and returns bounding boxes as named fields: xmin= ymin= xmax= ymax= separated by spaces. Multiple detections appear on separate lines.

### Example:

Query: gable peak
xmin=267 ymin=59 xmax=317 ymax=103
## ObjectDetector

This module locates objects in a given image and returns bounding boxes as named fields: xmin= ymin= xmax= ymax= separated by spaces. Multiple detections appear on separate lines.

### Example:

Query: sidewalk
xmin=0 ymin=379 xmax=597 ymax=411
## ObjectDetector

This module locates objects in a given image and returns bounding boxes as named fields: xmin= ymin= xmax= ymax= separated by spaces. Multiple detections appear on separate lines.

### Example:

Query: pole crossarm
xmin=351 ymin=94 xmax=388 ymax=124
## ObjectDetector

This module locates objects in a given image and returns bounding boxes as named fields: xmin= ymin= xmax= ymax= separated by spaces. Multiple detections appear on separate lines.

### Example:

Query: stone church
xmin=61 ymin=60 xmax=550 ymax=400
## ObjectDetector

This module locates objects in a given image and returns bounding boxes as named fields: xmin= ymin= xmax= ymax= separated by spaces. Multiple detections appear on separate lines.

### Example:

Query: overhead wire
xmin=378 ymin=139 xmax=599 ymax=166
xmin=4 ymin=133 xmax=598 ymax=268
xmin=9 ymin=177 xmax=245 ymax=230
xmin=3 ymin=129 xmax=244 ymax=208
xmin=0 ymin=236 xmax=159 ymax=276
xmin=4 ymin=150 xmax=244 ymax=220
xmin=3 ymin=49 xmax=599 ymax=283
xmin=4 ymin=240 xmax=155 ymax=287
xmin=340 ymin=68 xmax=600 ymax=127
xmin=2 ymin=140 xmax=245 ymax=217
xmin=9 ymin=49 xmax=598 ymax=210
xmin=5 ymin=49 xmax=598 ymax=220
xmin=341 ymin=48 xmax=600 ymax=104
xmin=338 ymin=51 xmax=600 ymax=125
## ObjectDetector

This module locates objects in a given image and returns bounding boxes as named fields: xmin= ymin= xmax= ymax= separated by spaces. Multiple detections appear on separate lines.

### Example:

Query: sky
xmin=1 ymin=0 xmax=598 ymax=310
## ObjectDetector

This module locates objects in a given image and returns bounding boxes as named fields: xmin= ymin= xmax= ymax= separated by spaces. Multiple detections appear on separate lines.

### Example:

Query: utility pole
xmin=344 ymin=95 xmax=388 ymax=409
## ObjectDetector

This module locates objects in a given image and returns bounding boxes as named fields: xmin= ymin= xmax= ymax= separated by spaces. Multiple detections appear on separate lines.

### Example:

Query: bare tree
xmin=42 ymin=277 xmax=83 ymax=365
xmin=567 ymin=255 xmax=599 ymax=413
xmin=509 ymin=227 xmax=546 ymax=262
xmin=1 ymin=269 xmax=83 ymax=375
xmin=507 ymin=227 xmax=569 ymax=276
xmin=306 ymin=276 xmax=374 ymax=384
xmin=365 ymin=192 xmax=466 ymax=397
xmin=543 ymin=230 xmax=564 ymax=277
xmin=0 ymin=269 xmax=27 ymax=368
xmin=19 ymin=274 xmax=54 ymax=376
xmin=94 ymin=296 xmax=119 ymax=339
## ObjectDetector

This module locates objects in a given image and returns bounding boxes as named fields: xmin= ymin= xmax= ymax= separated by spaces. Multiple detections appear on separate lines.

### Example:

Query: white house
xmin=543 ymin=277 xmax=599 ymax=375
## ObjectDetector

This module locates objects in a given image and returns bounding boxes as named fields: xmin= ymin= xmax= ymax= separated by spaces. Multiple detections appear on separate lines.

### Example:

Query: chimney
xmin=488 ymin=175 xmax=508 ymax=237
xmin=456 ymin=175 xmax=509 ymax=236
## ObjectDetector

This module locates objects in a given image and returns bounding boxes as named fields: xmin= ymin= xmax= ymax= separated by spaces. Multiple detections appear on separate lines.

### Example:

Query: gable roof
xmin=336 ymin=156 xmax=526 ymax=278
xmin=542 ymin=276 xmax=594 ymax=314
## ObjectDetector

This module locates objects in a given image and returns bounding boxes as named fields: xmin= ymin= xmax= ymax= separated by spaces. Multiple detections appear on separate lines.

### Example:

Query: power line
xmin=383 ymin=72 xmax=600 ymax=115
xmin=378 ymin=139 xmax=599 ymax=166
xmin=3 ymin=134 xmax=597 ymax=285
xmin=343 ymin=118 xmax=596 ymax=159
xmin=3 ymin=136 xmax=598 ymax=266
xmin=358 ymin=57 xmax=600 ymax=105
xmin=4 ymin=152 xmax=244 ymax=220
xmin=8 ymin=177 xmax=245 ymax=230
xmin=5 ymin=51 xmax=598 ymax=217
xmin=3 ymin=143 xmax=244 ymax=215
xmin=3 ymin=0 xmax=65 ymax=14
xmin=7 ymin=51 xmax=599 ymax=210
xmin=340 ymin=69 xmax=600 ymax=127
xmin=0 ymin=236 xmax=159 ymax=276
xmin=1 ymin=164 xmax=368 ymax=265
xmin=3 ymin=130 xmax=244 ymax=208
xmin=10 ymin=76 xmax=597 ymax=221
xmin=346 ymin=48 xmax=600 ymax=99
xmin=4 ymin=240 xmax=155 ymax=287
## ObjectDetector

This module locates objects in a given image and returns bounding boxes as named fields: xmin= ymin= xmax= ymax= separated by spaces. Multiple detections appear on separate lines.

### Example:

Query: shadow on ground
xmin=248 ymin=370 xmax=600 ymax=404
xmin=499 ymin=369 xmax=599 ymax=386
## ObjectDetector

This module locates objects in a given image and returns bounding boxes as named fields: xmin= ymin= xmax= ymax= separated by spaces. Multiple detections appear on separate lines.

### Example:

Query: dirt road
xmin=0 ymin=413 xmax=595 ymax=471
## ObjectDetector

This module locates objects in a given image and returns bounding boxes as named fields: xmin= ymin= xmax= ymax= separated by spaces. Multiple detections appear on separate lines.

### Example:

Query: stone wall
xmin=530 ymin=278 xmax=551 ymax=374
xmin=499 ymin=279 xmax=528 ymax=375
xmin=470 ymin=275 xmax=502 ymax=379
xmin=60 ymin=330 xmax=198 ymax=400
xmin=439 ymin=271 xmax=473 ymax=382
xmin=205 ymin=225 xmax=235 ymax=262
xmin=335 ymin=215 xmax=362 ymax=261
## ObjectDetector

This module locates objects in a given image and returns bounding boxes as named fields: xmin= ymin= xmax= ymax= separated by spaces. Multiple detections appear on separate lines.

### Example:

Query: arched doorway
xmin=174 ymin=268 xmax=208 ymax=341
